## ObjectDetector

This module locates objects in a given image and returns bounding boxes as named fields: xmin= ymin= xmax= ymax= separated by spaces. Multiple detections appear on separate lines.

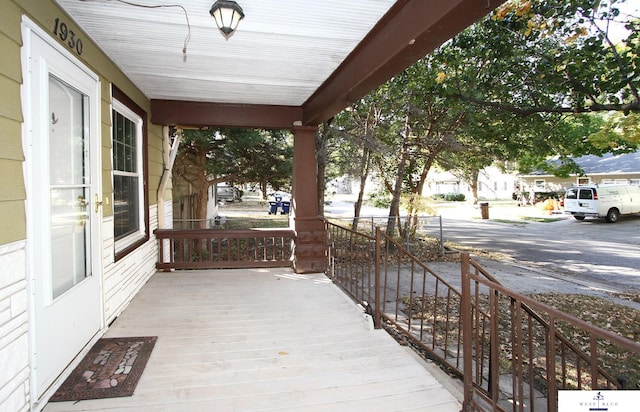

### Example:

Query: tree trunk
xmin=386 ymin=110 xmax=412 ymax=238
xmin=404 ymin=154 xmax=437 ymax=236
xmin=316 ymin=123 xmax=330 ymax=217
xmin=469 ymin=169 xmax=480 ymax=204
xmin=260 ymin=181 xmax=268 ymax=200
xmin=352 ymin=146 xmax=371 ymax=231
xmin=195 ymin=173 xmax=210 ymax=229
xmin=386 ymin=142 xmax=408 ymax=237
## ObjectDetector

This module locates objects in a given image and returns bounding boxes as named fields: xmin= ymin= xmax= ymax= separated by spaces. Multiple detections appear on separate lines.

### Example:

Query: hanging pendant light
xmin=210 ymin=1 xmax=245 ymax=39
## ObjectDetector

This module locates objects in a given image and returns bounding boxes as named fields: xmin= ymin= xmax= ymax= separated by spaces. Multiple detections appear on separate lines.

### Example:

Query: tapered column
xmin=291 ymin=126 xmax=326 ymax=273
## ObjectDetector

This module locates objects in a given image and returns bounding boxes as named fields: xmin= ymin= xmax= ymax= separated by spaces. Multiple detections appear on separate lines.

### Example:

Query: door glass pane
xmin=49 ymin=75 xmax=91 ymax=299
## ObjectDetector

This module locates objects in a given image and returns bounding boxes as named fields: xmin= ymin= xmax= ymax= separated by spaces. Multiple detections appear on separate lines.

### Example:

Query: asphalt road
xmin=436 ymin=210 xmax=640 ymax=293
xmin=325 ymin=196 xmax=640 ymax=294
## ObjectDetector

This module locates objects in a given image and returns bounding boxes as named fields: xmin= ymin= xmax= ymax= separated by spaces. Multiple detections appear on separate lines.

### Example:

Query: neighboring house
xmin=327 ymin=176 xmax=354 ymax=195
xmin=519 ymin=151 xmax=640 ymax=193
xmin=171 ymin=177 xmax=221 ymax=229
xmin=423 ymin=166 xmax=519 ymax=201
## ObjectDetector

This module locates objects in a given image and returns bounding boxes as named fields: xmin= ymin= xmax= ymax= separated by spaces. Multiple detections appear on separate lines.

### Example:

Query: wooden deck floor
xmin=45 ymin=269 xmax=462 ymax=411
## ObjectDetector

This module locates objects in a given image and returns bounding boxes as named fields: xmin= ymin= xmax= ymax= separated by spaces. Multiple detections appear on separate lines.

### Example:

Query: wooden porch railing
xmin=154 ymin=228 xmax=294 ymax=270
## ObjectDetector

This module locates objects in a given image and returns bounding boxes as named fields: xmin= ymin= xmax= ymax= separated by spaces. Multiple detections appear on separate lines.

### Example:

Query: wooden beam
xmin=151 ymin=100 xmax=304 ymax=129
xmin=302 ymin=0 xmax=505 ymax=125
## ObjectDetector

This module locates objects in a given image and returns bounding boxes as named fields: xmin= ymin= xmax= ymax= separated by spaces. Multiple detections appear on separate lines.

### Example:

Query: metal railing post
xmin=460 ymin=252 xmax=474 ymax=411
xmin=439 ymin=215 xmax=444 ymax=255
xmin=374 ymin=226 xmax=382 ymax=329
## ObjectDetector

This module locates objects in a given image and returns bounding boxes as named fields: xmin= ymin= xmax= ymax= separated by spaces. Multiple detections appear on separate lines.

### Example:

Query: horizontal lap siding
xmin=0 ymin=1 xmax=26 ymax=245
xmin=0 ymin=241 xmax=29 ymax=412
xmin=0 ymin=2 xmax=29 ymax=411
xmin=1 ymin=1 xmax=166 ymax=410
xmin=102 ymin=205 xmax=161 ymax=325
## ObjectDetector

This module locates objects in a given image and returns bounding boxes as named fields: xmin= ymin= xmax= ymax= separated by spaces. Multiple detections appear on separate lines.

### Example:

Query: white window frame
xmin=111 ymin=99 xmax=145 ymax=253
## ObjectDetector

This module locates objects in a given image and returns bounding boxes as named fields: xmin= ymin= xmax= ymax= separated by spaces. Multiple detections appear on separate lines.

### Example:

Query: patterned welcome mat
xmin=49 ymin=336 xmax=157 ymax=402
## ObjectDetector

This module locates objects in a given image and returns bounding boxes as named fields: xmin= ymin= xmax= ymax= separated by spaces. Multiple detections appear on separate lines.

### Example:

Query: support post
xmin=291 ymin=126 xmax=326 ymax=273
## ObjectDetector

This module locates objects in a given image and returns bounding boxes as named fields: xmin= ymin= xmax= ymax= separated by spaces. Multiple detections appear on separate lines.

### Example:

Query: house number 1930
xmin=53 ymin=17 xmax=83 ymax=56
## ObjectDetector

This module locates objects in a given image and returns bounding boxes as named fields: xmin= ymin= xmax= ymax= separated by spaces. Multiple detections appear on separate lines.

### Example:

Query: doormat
xmin=49 ymin=336 xmax=157 ymax=402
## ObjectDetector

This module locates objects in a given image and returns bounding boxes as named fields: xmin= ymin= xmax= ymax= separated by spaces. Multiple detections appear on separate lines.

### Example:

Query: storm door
xmin=23 ymin=21 xmax=102 ymax=399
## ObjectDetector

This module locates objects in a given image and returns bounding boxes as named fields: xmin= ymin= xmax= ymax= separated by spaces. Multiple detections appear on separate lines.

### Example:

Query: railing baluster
xmin=432 ymin=278 xmax=439 ymax=351
xmin=547 ymin=315 xmax=557 ymax=412
xmin=590 ymin=336 xmax=599 ymax=390
xmin=461 ymin=252 xmax=474 ymax=411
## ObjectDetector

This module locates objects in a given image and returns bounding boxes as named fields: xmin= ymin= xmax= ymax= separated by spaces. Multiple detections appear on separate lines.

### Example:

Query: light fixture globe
xmin=210 ymin=0 xmax=245 ymax=38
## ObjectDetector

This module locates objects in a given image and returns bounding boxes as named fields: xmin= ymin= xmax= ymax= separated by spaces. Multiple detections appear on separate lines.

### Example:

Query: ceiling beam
xmin=151 ymin=100 xmax=304 ymax=129
xmin=302 ymin=0 xmax=505 ymax=126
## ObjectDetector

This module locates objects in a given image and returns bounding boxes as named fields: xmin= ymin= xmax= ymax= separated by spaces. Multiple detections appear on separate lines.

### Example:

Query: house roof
xmin=526 ymin=151 xmax=640 ymax=176
xmin=55 ymin=0 xmax=504 ymax=128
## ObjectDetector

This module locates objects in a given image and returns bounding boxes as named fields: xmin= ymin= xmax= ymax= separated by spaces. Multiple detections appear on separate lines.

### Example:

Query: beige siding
xmin=0 ymin=6 xmax=26 ymax=244
xmin=0 ymin=2 xmax=22 ymax=44
xmin=521 ymin=174 xmax=640 ymax=191
xmin=100 ymin=86 xmax=114 ymax=216
xmin=0 ymin=33 xmax=22 ymax=81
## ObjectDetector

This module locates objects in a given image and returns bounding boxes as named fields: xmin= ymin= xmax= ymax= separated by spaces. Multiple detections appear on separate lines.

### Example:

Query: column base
xmin=292 ymin=217 xmax=327 ymax=274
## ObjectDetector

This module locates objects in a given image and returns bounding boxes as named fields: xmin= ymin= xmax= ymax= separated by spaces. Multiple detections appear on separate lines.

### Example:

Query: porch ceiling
xmin=55 ymin=0 xmax=504 ymax=128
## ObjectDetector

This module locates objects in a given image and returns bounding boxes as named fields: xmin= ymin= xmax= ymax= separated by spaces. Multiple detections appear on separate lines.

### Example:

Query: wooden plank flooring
xmin=45 ymin=269 xmax=462 ymax=411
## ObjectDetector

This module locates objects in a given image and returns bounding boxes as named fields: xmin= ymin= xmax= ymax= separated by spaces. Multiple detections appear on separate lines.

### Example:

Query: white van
xmin=564 ymin=184 xmax=640 ymax=223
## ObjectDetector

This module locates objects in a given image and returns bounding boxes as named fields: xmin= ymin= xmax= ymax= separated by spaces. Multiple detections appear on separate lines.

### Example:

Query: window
xmin=579 ymin=189 xmax=594 ymax=200
xmin=111 ymin=86 xmax=148 ymax=258
xmin=565 ymin=188 xmax=578 ymax=199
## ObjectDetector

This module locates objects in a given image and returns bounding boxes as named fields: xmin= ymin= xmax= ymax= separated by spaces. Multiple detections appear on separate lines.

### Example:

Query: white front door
xmin=22 ymin=20 xmax=102 ymax=398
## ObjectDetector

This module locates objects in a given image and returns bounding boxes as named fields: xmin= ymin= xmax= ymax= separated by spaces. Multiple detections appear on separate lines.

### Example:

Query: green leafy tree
xmin=328 ymin=92 xmax=389 ymax=230
xmin=449 ymin=0 xmax=639 ymax=115
xmin=326 ymin=0 xmax=639 ymax=234
xmin=430 ymin=0 xmax=639 ymax=187
xmin=371 ymin=63 xmax=468 ymax=237
xmin=174 ymin=128 xmax=292 ymax=227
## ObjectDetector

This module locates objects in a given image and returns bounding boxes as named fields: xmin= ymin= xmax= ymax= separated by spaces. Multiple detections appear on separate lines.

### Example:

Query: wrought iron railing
xmin=327 ymin=215 xmax=444 ymax=255
xmin=154 ymin=228 xmax=294 ymax=270
xmin=325 ymin=221 xmax=640 ymax=412
xmin=461 ymin=256 xmax=640 ymax=411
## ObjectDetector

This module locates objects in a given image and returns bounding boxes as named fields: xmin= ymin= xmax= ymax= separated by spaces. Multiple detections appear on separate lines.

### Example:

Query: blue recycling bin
xmin=268 ymin=201 xmax=278 ymax=215
xmin=281 ymin=201 xmax=290 ymax=215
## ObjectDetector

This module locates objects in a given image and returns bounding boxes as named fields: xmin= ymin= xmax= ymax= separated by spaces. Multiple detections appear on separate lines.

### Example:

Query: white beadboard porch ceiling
xmin=55 ymin=0 xmax=396 ymax=106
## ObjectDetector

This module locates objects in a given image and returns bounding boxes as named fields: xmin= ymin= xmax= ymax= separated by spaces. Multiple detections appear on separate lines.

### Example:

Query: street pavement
xmin=325 ymin=195 xmax=640 ymax=310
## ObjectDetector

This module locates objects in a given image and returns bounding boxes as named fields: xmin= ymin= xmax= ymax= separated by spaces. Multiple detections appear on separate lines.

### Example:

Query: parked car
xmin=564 ymin=184 xmax=640 ymax=223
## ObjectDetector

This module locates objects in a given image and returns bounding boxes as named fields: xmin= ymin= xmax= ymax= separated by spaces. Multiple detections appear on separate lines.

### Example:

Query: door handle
xmin=95 ymin=194 xmax=103 ymax=213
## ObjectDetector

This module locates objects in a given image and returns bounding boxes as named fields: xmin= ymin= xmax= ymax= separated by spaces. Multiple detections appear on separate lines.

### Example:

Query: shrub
xmin=445 ymin=193 xmax=465 ymax=201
